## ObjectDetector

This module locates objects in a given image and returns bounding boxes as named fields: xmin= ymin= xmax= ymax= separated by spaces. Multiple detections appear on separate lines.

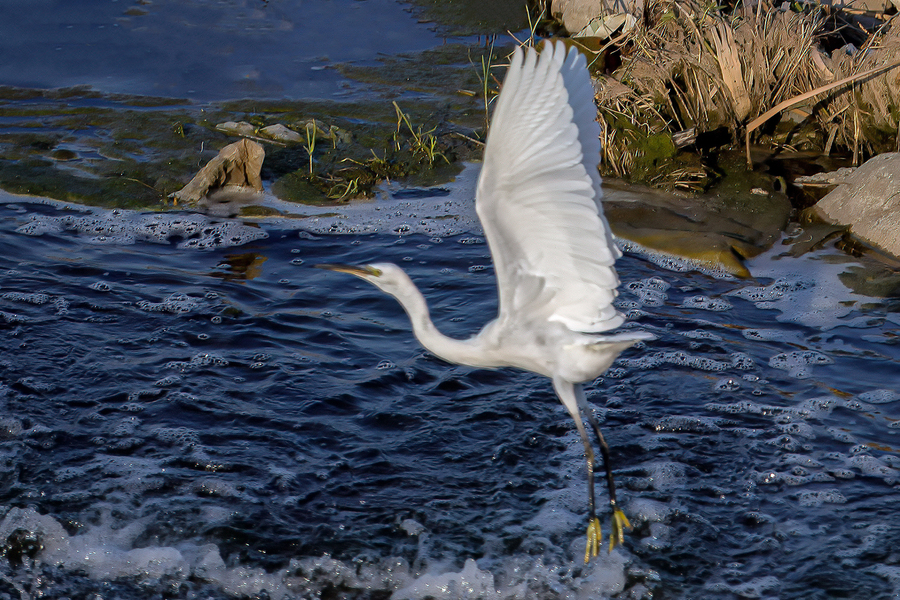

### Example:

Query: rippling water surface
xmin=0 ymin=0 xmax=458 ymax=100
xmin=0 ymin=186 xmax=898 ymax=599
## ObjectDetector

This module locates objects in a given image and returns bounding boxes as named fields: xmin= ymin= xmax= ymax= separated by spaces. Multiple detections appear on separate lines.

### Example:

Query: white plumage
xmin=319 ymin=41 xmax=651 ymax=561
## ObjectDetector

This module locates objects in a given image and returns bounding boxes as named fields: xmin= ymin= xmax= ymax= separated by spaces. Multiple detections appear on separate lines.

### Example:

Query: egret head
xmin=315 ymin=262 xmax=414 ymax=298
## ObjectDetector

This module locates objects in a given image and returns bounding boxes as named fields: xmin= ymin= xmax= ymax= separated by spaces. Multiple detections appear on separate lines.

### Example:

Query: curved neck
xmin=388 ymin=282 xmax=494 ymax=369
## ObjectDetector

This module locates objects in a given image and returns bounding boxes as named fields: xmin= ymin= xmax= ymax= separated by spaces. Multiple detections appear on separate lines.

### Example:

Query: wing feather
xmin=476 ymin=41 xmax=623 ymax=333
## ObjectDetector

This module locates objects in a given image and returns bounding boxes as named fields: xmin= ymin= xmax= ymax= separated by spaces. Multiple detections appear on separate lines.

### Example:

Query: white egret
xmin=318 ymin=41 xmax=651 ymax=562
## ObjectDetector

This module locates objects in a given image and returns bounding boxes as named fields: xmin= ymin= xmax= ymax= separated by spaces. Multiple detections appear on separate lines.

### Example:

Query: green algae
xmin=0 ymin=40 xmax=490 ymax=211
xmin=404 ymin=0 xmax=531 ymax=37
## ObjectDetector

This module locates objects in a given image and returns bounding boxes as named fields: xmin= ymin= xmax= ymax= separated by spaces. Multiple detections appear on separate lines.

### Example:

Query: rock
xmin=604 ymin=176 xmax=792 ymax=277
xmin=550 ymin=0 xmax=642 ymax=35
xmin=794 ymin=167 xmax=856 ymax=186
xmin=215 ymin=121 xmax=257 ymax=137
xmin=259 ymin=124 xmax=304 ymax=143
xmin=169 ymin=139 xmax=264 ymax=206
xmin=810 ymin=152 xmax=900 ymax=258
xmin=216 ymin=119 xmax=348 ymax=146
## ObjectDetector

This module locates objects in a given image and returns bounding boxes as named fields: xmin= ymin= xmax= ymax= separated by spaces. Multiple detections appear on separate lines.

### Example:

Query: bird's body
xmin=319 ymin=40 xmax=650 ymax=561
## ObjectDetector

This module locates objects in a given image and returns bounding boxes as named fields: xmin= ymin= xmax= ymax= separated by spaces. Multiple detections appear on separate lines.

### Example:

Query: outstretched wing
xmin=476 ymin=41 xmax=623 ymax=333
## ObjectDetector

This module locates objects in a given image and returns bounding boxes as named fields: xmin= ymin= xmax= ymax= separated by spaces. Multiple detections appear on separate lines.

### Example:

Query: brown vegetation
xmin=568 ymin=0 xmax=900 ymax=186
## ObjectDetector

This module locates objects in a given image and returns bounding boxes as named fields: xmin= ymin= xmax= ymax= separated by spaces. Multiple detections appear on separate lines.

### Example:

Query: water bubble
xmin=826 ymin=427 xmax=856 ymax=443
xmin=112 ymin=416 xmax=141 ymax=437
xmin=0 ymin=310 xmax=28 ymax=324
xmin=399 ymin=519 xmax=426 ymax=536
xmin=2 ymin=292 xmax=50 ymax=304
xmin=166 ymin=353 xmax=229 ymax=372
xmin=858 ymin=389 xmax=899 ymax=404
xmin=168 ymin=391 xmax=199 ymax=405
xmin=19 ymin=211 xmax=268 ymax=249
xmin=604 ymin=367 xmax=627 ymax=379
xmin=778 ymin=422 xmax=814 ymax=439
xmin=682 ymin=329 xmax=723 ymax=342
xmin=137 ymin=293 xmax=200 ymax=314
xmin=680 ymin=295 xmax=732 ymax=311
xmin=618 ymin=351 xmax=729 ymax=372
xmin=715 ymin=378 xmax=740 ymax=391
xmin=769 ymin=351 xmax=832 ymax=379
xmin=0 ymin=417 xmax=24 ymax=438
xmin=730 ymin=277 xmax=813 ymax=302
xmin=729 ymin=353 xmax=755 ymax=370
xmin=624 ymin=277 xmax=670 ymax=306
xmin=796 ymin=490 xmax=847 ymax=507
xmin=154 ymin=426 xmax=200 ymax=447
xmin=653 ymin=416 xmax=721 ymax=434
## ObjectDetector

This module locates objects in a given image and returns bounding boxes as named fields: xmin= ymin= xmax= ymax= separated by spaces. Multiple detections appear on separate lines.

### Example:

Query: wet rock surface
xmin=810 ymin=152 xmax=900 ymax=259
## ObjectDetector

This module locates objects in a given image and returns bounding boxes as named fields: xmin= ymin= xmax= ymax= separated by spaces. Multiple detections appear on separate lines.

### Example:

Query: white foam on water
xmin=616 ymin=350 xmax=735 ymax=372
xmin=652 ymin=415 xmax=723 ymax=434
xmin=137 ymin=292 xmax=202 ymax=314
xmin=0 ymin=400 xmax=644 ymax=598
xmin=794 ymin=489 xmax=848 ymax=507
xmin=768 ymin=350 xmax=833 ymax=379
xmin=741 ymin=328 xmax=807 ymax=344
xmin=260 ymin=163 xmax=482 ymax=238
xmin=682 ymin=329 xmax=724 ymax=342
xmin=0 ymin=504 xmax=639 ymax=600
xmin=679 ymin=295 xmax=733 ymax=312
xmin=734 ymin=240 xmax=881 ymax=330
xmin=616 ymin=239 xmax=739 ymax=280
xmin=621 ymin=277 xmax=670 ymax=308
xmin=165 ymin=352 xmax=229 ymax=372
xmin=1 ymin=292 xmax=50 ymax=305
xmin=869 ymin=564 xmax=900 ymax=595
xmin=633 ymin=461 xmax=689 ymax=492
xmin=12 ymin=203 xmax=269 ymax=249
xmin=858 ymin=389 xmax=900 ymax=404
xmin=705 ymin=575 xmax=780 ymax=598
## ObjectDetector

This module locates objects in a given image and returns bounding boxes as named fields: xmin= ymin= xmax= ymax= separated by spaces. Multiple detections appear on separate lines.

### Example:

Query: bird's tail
xmin=590 ymin=330 xmax=655 ymax=344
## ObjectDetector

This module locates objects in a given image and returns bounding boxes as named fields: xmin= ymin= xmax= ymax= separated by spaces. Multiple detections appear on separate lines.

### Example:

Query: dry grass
xmin=612 ymin=0 xmax=824 ymax=132
xmin=588 ymin=0 xmax=900 ymax=182
xmin=813 ymin=24 xmax=900 ymax=162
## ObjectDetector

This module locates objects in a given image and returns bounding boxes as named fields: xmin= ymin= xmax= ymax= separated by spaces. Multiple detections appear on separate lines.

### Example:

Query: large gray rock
xmin=811 ymin=152 xmax=900 ymax=258
xmin=550 ymin=0 xmax=642 ymax=34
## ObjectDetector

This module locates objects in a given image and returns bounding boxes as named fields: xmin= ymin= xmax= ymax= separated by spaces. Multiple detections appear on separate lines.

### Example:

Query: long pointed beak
xmin=315 ymin=263 xmax=381 ymax=277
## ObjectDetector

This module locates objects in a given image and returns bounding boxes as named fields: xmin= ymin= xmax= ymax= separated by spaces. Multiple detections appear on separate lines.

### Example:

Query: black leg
xmin=584 ymin=409 xmax=618 ymax=509
xmin=578 ymin=430 xmax=603 ymax=562
xmin=551 ymin=378 xmax=608 ymax=561
xmin=584 ymin=407 xmax=631 ymax=550
xmin=580 ymin=434 xmax=597 ymax=519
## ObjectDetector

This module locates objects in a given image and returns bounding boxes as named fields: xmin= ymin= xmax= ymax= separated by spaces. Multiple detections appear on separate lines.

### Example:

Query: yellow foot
xmin=584 ymin=517 xmax=602 ymax=563
xmin=608 ymin=507 xmax=632 ymax=552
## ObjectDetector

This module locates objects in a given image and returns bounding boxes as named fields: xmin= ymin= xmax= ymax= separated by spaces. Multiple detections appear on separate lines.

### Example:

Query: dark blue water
xmin=0 ymin=190 xmax=898 ymax=599
xmin=0 ymin=0 xmax=458 ymax=100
